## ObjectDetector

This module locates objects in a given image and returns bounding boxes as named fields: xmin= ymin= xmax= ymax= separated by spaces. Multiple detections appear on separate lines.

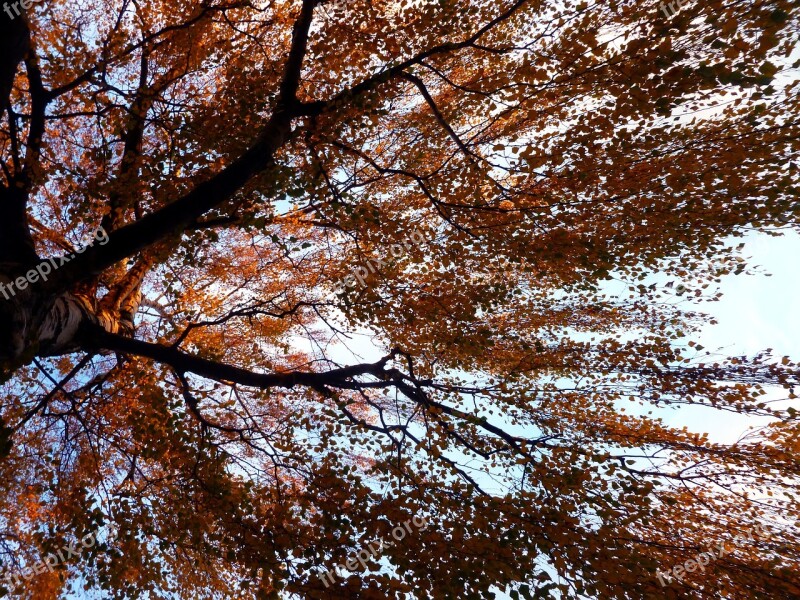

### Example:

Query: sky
xmin=49 ymin=200 xmax=800 ymax=600
xmin=666 ymin=228 xmax=800 ymax=443
xmin=16 ymin=0 xmax=797 ymax=588
xmin=327 ymin=227 xmax=800 ymax=443
xmin=309 ymin=226 xmax=800 ymax=600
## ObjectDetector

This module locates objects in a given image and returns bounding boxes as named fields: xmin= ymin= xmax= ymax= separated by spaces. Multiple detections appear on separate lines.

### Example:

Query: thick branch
xmin=297 ymin=0 xmax=531 ymax=117
xmin=0 ymin=7 xmax=28 ymax=114
xmin=85 ymin=327 xmax=396 ymax=392
xmin=100 ymin=51 xmax=152 ymax=233
xmin=0 ymin=10 xmax=38 ymax=267
xmin=41 ymin=0 xmax=321 ymax=296
xmin=20 ymin=54 xmax=47 ymax=189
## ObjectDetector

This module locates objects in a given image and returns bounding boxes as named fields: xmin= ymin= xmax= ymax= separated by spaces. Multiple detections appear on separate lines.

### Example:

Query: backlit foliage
xmin=0 ymin=0 xmax=799 ymax=598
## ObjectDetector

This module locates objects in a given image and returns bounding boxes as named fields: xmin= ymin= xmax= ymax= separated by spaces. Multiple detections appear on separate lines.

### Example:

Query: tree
xmin=0 ymin=0 xmax=798 ymax=597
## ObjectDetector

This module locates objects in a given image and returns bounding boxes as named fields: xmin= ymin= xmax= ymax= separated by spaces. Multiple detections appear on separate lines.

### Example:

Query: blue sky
xmin=51 ymin=229 xmax=799 ymax=599
xmin=667 ymin=229 xmax=800 ymax=443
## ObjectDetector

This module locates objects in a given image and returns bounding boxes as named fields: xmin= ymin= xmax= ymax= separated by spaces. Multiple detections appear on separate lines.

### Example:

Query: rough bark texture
xmin=0 ymin=1 xmax=315 ymax=372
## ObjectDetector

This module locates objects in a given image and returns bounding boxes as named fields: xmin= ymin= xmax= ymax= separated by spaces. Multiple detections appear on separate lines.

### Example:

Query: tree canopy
xmin=0 ymin=0 xmax=799 ymax=598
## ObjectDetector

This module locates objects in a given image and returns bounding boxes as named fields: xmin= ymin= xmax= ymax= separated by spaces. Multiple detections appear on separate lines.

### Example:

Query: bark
xmin=0 ymin=186 xmax=38 ymax=268
xmin=0 ymin=286 xmax=141 ymax=369
xmin=0 ymin=10 xmax=38 ymax=267
xmin=0 ymin=6 xmax=28 ymax=114
xmin=0 ymin=0 xmax=320 ymax=371
xmin=0 ymin=0 xmax=525 ymax=373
